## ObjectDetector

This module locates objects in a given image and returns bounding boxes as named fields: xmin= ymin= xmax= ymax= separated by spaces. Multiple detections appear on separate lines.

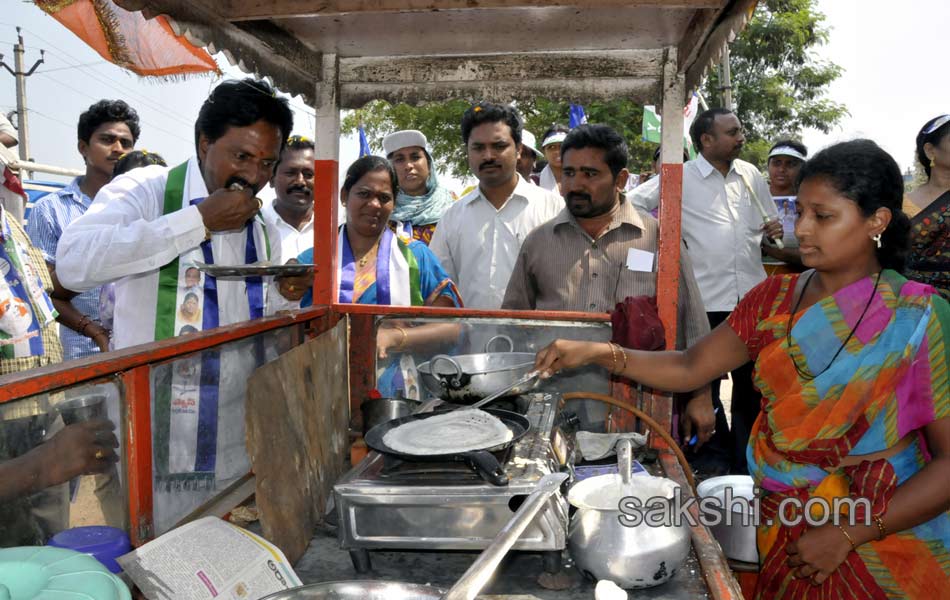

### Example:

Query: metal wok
xmin=363 ymin=408 xmax=530 ymax=486
xmin=417 ymin=353 xmax=537 ymax=403
xmin=259 ymin=473 xmax=568 ymax=600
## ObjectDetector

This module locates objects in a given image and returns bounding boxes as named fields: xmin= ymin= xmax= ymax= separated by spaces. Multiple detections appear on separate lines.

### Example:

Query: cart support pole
xmin=657 ymin=46 xmax=684 ymax=348
xmin=313 ymin=53 xmax=340 ymax=307
xmin=650 ymin=47 xmax=685 ymax=439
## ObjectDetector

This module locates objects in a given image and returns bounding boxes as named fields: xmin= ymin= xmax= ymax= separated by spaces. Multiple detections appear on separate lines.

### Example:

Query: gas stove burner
xmin=378 ymin=447 xmax=514 ymax=484
xmin=333 ymin=392 xmax=577 ymax=571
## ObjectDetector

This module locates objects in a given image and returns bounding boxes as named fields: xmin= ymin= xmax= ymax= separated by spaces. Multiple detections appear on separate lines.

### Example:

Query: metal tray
xmin=195 ymin=262 xmax=314 ymax=277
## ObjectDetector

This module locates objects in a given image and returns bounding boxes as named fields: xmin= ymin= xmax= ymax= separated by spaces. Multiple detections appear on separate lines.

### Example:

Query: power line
xmin=14 ymin=26 xmax=198 ymax=129
xmin=37 ymin=60 xmax=106 ymax=73
xmin=29 ymin=107 xmax=76 ymax=131
xmin=32 ymin=71 xmax=193 ymax=145
xmin=6 ymin=22 xmax=316 ymax=139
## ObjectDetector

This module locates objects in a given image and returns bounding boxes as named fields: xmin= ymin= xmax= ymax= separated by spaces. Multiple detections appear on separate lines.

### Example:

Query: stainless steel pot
xmin=417 ymin=352 xmax=536 ymax=403
xmin=567 ymin=439 xmax=690 ymax=589
xmin=696 ymin=475 xmax=758 ymax=564
xmin=259 ymin=472 xmax=568 ymax=600
xmin=360 ymin=397 xmax=421 ymax=435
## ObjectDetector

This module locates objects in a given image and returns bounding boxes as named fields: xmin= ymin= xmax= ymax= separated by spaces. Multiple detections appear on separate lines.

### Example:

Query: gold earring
xmin=931 ymin=157 xmax=936 ymax=168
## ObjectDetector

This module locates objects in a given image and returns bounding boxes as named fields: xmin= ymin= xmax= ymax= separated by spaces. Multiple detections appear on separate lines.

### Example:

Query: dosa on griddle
xmin=382 ymin=409 xmax=514 ymax=455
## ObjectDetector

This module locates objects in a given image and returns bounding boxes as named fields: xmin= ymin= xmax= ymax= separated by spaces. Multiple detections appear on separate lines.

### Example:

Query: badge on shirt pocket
xmin=625 ymin=248 xmax=656 ymax=272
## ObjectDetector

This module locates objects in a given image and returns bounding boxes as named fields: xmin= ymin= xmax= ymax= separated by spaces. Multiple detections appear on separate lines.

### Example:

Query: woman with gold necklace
xmin=282 ymin=156 xmax=461 ymax=392
xmin=286 ymin=155 xmax=460 ymax=309
xmin=533 ymin=140 xmax=950 ymax=599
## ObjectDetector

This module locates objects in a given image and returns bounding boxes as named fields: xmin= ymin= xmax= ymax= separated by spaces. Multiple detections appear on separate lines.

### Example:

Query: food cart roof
xmin=116 ymin=0 xmax=756 ymax=105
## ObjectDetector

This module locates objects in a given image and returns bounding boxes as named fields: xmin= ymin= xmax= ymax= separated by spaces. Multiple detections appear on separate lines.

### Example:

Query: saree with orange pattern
xmin=726 ymin=270 xmax=950 ymax=599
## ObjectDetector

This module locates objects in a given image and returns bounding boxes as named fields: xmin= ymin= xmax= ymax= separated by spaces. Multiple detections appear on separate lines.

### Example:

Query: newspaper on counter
xmin=117 ymin=516 xmax=302 ymax=600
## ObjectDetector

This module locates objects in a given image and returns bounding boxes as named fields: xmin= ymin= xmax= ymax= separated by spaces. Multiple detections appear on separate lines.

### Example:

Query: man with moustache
xmin=631 ymin=108 xmax=783 ymax=475
xmin=263 ymin=134 xmax=315 ymax=263
xmin=27 ymin=100 xmax=140 ymax=359
xmin=502 ymin=125 xmax=715 ymax=446
xmin=429 ymin=102 xmax=561 ymax=309
xmin=56 ymin=79 xmax=293 ymax=521
xmin=57 ymin=78 xmax=293 ymax=346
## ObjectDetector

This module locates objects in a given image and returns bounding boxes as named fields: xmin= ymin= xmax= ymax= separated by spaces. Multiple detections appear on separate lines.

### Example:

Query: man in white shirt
xmin=631 ymin=108 xmax=784 ymax=475
xmin=262 ymin=134 xmax=315 ymax=264
xmin=55 ymin=78 xmax=294 ymax=531
xmin=429 ymin=103 xmax=561 ymax=309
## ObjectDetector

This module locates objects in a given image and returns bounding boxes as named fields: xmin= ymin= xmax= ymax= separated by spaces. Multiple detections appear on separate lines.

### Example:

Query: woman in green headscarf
xmin=383 ymin=129 xmax=456 ymax=245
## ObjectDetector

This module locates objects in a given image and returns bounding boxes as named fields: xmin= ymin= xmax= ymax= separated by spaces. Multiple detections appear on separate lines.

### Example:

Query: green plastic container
xmin=0 ymin=546 xmax=130 ymax=600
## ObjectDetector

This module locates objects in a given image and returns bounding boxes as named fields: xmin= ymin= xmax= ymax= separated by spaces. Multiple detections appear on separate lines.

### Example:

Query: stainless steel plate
xmin=195 ymin=262 xmax=314 ymax=277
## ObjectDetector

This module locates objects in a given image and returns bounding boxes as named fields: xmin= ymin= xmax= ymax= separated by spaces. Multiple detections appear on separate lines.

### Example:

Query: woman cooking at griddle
xmin=533 ymin=140 xmax=950 ymax=599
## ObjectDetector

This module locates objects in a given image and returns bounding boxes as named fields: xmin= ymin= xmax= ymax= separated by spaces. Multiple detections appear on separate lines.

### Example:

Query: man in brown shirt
xmin=502 ymin=124 xmax=716 ymax=450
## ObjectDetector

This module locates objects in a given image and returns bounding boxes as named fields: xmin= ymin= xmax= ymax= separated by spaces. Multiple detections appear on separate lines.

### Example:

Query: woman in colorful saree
xmin=533 ymin=139 xmax=950 ymax=599
xmin=904 ymin=114 xmax=950 ymax=299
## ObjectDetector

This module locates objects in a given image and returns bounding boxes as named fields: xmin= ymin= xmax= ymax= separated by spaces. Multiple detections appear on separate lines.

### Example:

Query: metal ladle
xmin=468 ymin=370 xmax=541 ymax=410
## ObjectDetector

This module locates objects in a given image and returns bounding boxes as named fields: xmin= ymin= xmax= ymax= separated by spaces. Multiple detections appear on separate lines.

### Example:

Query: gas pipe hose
xmin=561 ymin=391 xmax=696 ymax=493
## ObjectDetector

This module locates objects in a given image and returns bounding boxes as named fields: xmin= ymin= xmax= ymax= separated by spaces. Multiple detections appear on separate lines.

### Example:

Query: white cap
xmin=383 ymin=130 xmax=428 ymax=157
xmin=768 ymin=145 xmax=807 ymax=161
xmin=520 ymin=130 xmax=543 ymax=158
xmin=541 ymin=131 xmax=568 ymax=148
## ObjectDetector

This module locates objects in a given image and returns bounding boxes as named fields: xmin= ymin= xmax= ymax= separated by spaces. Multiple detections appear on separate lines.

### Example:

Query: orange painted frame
xmin=0 ymin=307 xmax=335 ymax=546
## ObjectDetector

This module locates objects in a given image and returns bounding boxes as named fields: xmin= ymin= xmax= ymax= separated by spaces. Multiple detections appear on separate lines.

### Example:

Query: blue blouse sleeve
xmin=296 ymin=247 xmax=315 ymax=307
xmin=409 ymin=241 xmax=461 ymax=307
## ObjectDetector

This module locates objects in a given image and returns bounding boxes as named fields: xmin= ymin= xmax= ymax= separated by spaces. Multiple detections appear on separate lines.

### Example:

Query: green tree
xmin=704 ymin=0 xmax=847 ymax=168
xmin=342 ymin=100 xmax=659 ymax=180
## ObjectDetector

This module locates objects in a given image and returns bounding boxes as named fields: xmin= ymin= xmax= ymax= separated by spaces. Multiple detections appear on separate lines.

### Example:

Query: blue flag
xmin=569 ymin=104 xmax=587 ymax=128
xmin=358 ymin=126 xmax=371 ymax=157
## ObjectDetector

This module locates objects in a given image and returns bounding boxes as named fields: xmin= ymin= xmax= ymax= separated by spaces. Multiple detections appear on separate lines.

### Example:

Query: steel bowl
xmin=417 ymin=352 xmax=536 ymax=404
xmin=360 ymin=397 xmax=421 ymax=436
xmin=696 ymin=475 xmax=758 ymax=564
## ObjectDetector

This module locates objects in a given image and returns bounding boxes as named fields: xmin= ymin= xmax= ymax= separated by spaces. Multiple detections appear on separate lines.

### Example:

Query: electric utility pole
xmin=0 ymin=27 xmax=45 ymax=178
xmin=719 ymin=41 xmax=733 ymax=110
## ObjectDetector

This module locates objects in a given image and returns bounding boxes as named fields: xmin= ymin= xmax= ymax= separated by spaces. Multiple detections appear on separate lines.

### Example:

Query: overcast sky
xmin=2 ymin=0 xmax=947 ymax=187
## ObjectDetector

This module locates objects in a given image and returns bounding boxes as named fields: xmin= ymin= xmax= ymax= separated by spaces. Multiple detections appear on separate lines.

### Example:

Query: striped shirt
xmin=501 ymin=199 xmax=709 ymax=348
xmin=0 ymin=214 xmax=62 ymax=375
xmin=25 ymin=177 xmax=102 ymax=361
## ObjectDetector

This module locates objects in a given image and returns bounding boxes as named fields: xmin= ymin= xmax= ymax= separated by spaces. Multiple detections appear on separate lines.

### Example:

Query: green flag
xmin=642 ymin=105 xmax=697 ymax=160
xmin=642 ymin=105 xmax=662 ymax=143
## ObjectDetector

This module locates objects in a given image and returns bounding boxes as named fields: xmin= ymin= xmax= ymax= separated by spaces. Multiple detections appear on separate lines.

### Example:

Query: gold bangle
xmin=394 ymin=326 xmax=409 ymax=350
xmin=837 ymin=524 xmax=857 ymax=552
xmin=608 ymin=342 xmax=620 ymax=374
xmin=618 ymin=345 xmax=628 ymax=374
xmin=873 ymin=516 xmax=887 ymax=541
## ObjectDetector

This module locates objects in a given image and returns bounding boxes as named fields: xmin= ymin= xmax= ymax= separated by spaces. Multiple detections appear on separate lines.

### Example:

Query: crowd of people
xmin=0 ymin=76 xmax=948 ymax=596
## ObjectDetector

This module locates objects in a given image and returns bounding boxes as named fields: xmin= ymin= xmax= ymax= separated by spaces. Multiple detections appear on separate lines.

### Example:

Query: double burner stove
xmin=333 ymin=392 xmax=576 ymax=573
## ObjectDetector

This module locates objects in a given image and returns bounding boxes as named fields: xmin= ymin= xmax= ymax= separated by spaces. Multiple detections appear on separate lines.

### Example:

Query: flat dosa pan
xmin=363 ymin=408 xmax=530 ymax=486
